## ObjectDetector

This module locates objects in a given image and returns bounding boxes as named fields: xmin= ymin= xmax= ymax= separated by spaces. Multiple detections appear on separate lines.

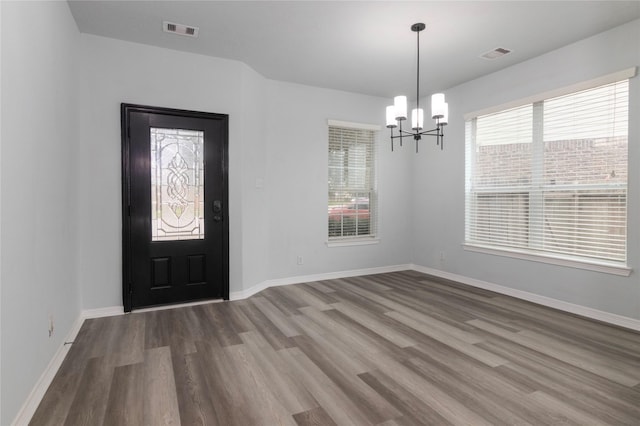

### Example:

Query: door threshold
xmin=131 ymin=298 xmax=224 ymax=313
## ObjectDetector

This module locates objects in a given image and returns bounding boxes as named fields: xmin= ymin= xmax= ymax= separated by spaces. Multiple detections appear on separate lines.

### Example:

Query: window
xmin=328 ymin=120 xmax=378 ymax=241
xmin=151 ymin=127 xmax=205 ymax=241
xmin=465 ymin=74 xmax=631 ymax=267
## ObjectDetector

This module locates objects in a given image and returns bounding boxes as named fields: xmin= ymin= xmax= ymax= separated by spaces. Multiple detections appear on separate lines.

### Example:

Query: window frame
xmin=464 ymin=68 xmax=635 ymax=276
xmin=327 ymin=119 xmax=380 ymax=246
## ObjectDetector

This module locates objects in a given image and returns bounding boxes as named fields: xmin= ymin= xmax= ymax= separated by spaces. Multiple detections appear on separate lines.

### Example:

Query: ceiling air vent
xmin=163 ymin=21 xmax=199 ymax=38
xmin=481 ymin=47 xmax=511 ymax=60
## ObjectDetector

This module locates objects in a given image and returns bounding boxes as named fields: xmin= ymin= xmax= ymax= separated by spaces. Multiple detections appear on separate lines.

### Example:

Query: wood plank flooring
xmin=30 ymin=271 xmax=640 ymax=425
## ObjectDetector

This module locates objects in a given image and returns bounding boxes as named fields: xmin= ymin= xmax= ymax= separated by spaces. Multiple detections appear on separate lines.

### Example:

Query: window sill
xmin=463 ymin=243 xmax=631 ymax=277
xmin=326 ymin=237 xmax=380 ymax=248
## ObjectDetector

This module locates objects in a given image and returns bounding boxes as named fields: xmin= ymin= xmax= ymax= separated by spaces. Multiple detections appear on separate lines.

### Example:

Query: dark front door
xmin=121 ymin=104 xmax=229 ymax=311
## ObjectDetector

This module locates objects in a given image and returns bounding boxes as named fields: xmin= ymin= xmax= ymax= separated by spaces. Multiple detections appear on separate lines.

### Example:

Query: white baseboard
xmin=82 ymin=306 xmax=125 ymax=319
xmin=14 ymin=263 xmax=640 ymax=425
xmin=410 ymin=264 xmax=640 ymax=332
xmin=12 ymin=305 xmax=125 ymax=425
xmin=11 ymin=315 xmax=85 ymax=426
xmin=229 ymin=264 xmax=413 ymax=300
xmin=13 ymin=264 xmax=410 ymax=424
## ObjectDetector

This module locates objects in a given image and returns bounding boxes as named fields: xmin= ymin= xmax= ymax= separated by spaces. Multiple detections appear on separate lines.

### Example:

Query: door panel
xmin=122 ymin=104 xmax=229 ymax=311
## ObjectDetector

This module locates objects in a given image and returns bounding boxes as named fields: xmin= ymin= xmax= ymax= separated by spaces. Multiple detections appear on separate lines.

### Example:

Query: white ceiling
xmin=67 ymin=1 xmax=640 ymax=99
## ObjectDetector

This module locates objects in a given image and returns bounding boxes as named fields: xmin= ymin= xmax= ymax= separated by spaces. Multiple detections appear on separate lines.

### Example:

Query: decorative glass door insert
xmin=150 ymin=127 xmax=204 ymax=241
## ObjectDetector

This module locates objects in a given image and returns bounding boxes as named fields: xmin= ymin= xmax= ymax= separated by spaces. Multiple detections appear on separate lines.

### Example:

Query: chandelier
xmin=386 ymin=23 xmax=448 ymax=152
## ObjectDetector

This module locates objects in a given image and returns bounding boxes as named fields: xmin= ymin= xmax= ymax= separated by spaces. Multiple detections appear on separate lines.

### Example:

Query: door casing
xmin=121 ymin=103 xmax=229 ymax=312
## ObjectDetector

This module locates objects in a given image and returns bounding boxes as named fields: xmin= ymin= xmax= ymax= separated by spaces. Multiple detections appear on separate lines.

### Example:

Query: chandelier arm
xmin=415 ymin=128 xmax=441 ymax=136
xmin=394 ymin=129 xmax=421 ymax=137
xmin=396 ymin=128 xmax=442 ymax=138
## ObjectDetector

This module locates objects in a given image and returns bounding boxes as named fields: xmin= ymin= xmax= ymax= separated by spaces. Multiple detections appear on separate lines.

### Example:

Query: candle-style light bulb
xmin=394 ymin=96 xmax=407 ymax=120
xmin=431 ymin=93 xmax=445 ymax=119
xmin=386 ymin=106 xmax=397 ymax=128
xmin=440 ymin=102 xmax=449 ymax=126
xmin=411 ymin=108 xmax=424 ymax=130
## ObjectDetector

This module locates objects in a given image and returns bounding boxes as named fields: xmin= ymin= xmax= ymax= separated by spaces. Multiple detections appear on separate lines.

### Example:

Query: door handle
xmin=213 ymin=200 xmax=223 ymax=222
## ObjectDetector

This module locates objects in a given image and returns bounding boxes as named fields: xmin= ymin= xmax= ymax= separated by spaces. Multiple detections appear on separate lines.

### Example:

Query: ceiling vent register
xmin=163 ymin=21 xmax=199 ymax=38
xmin=481 ymin=47 xmax=512 ymax=60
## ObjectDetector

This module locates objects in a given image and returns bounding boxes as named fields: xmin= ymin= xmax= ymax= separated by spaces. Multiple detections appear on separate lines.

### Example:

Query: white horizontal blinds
xmin=467 ymin=105 xmax=533 ymax=249
xmin=542 ymin=191 xmax=626 ymax=260
xmin=466 ymin=78 xmax=629 ymax=263
xmin=541 ymin=80 xmax=628 ymax=261
xmin=328 ymin=125 xmax=375 ymax=239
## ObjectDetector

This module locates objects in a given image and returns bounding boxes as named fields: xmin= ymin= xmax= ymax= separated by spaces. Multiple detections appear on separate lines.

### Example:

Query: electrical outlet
xmin=48 ymin=315 xmax=55 ymax=338
xmin=297 ymin=256 xmax=304 ymax=265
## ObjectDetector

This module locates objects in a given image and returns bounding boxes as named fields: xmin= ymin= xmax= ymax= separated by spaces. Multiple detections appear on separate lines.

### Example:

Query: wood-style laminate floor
xmin=31 ymin=271 xmax=640 ymax=425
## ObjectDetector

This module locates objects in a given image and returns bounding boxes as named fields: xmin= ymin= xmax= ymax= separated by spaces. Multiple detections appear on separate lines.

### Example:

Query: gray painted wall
xmin=264 ymin=79 xmax=413 ymax=280
xmin=1 ymin=1 xmax=638 ymax=423
xmin=76 ymin=34 xmax=248 ymax=308
xmin=1 ymin=2 xmax=81 ymax=424
xmin=76 ymin=33 xmax=413 ymax=309
xmin=411 ymin=19 xmax=640 ymax=320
